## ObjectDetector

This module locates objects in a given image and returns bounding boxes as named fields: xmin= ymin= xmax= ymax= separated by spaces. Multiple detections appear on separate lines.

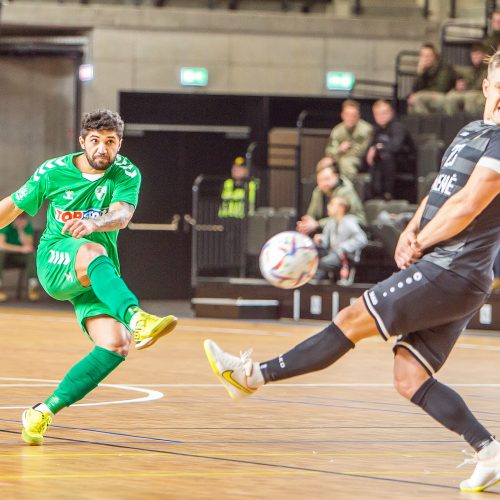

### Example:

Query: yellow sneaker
xmin=21 ymin=405 xmax=53 ymax=445
xmin=131 ymin=311 xmax=178 ymax=350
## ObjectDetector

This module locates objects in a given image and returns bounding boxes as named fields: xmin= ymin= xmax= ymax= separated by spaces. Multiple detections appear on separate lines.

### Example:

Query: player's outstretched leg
xmin=204 ymin=321 xmax=359 ymax=400
xmin=22 ymin=319 xmax=129 ymax=445
xmin=86 ymin=253 xmax=178 ymax=349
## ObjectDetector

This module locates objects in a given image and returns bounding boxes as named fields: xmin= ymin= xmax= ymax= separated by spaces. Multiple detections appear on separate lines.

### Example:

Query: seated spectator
xmin=313 ymin=196 xmax=368 ymax=281
xmin=484 ymin=10 xmax=500 ymax=53
xmin=297 ymin=158 xmax=366 ymax=236
xmin=444 ymin=44 xmax=487 ymax=116
xmin=324 ymin=99 xmax=373 ymax=180
xmin=407 ymin=43 xmax=456 ymax=114
xmin=0 ymin=213 xmax=40 ymax=301
xmin=218 ymin=156 xmax=259 ymax=219
xmin=366 ymin=100 xmax=417 ymax=201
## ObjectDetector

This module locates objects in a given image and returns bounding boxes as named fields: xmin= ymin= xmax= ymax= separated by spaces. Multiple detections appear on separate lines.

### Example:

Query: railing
xmin=440 ymin=21 xmax=486 ymax=66
xmin=394 ymin=50 xmax=419 ymax=111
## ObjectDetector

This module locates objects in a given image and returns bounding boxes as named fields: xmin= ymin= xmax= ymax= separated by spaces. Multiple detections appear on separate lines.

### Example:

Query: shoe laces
xmin=239 ymin=349 xmax=254 ymax=377
xmin=457 ymin=449 xmax=478 ymax=469
xmin=31 ymin=410 xmax=52 ymax=433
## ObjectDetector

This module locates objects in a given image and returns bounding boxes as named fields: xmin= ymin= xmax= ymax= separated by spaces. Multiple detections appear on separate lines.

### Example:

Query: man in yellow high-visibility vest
xmin=218 ymin=156 xmax=258 ymax=219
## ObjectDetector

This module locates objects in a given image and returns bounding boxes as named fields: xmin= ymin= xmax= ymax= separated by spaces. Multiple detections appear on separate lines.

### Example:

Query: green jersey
xmin=11 ymin=152 xmax=141 ymax=273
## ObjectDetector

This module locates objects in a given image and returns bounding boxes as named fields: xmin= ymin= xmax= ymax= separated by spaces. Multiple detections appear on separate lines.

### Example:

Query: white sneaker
xmin=459 ymin=440 xmax=500 ymax=492
xmin=203 ymin=339 xmax=260 ymax=401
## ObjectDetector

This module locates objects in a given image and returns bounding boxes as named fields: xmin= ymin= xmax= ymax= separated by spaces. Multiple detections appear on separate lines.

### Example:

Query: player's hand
xmin=313 ymin=234 xmax=322 ymax=245
xmin=61 ymin=219 xmax=97 ymax=239
xmin=394 ymin=229 xmax=422 ymax=269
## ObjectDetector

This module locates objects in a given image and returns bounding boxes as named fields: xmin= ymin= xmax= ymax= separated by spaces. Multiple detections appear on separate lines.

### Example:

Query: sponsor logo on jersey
xmin=95 ymin=186 xmax=107 ymax=201
xmin=431 ymin=172 xmax=458 ymax=196
xmin=54 ymin=207 xmax=109 ymax=223
xmin=443 ymin=143 xmax=465 ymax=168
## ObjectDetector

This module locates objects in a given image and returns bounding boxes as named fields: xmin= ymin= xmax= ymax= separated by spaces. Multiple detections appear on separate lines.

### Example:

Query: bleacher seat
xmin=384 ymin=199 xmax=409 ymax=214
xmin=416 ymin=136 xmax=443 ymax=178
xmin=417 ymin=172 xmax=438 ymax=202
xmin=247 ymin=213 xmax=268 ymax=257
xmin=363 ymin=199 xmax=387 ymax=225
xmin=352 ymin=173 xmax=371 ymax=201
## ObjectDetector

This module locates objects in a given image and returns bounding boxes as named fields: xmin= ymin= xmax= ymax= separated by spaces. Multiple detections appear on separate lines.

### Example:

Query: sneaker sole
xmin=21 ymin=429 xmax=44 ymax=445
xmin=203 ymin=340 xmax=253 ymax=402
xmin=21 ymin=410 xmax=44 ymax=445
xmin=135 ymin=315 xmax=178 ymax=350
xmin=460 ymin=475 xmax=500 ymax=493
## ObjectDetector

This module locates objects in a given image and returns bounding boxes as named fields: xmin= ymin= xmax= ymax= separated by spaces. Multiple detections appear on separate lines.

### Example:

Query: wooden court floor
xmin=0 ymin=307 xmax=499 ymax=499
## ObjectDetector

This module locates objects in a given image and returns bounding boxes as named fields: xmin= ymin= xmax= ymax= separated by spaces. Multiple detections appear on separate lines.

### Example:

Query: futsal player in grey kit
xmin=204 ymin=52 xmax=500 ymax=492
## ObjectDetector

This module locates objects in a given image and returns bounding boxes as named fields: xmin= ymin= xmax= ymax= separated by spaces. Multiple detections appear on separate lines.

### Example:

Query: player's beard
xmin=85 ymin=151 xmax=116 ymax=171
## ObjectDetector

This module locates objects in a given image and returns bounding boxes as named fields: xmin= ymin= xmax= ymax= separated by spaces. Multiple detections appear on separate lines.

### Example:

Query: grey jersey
xmin=421 ymin=120 xmax=500 ymax=291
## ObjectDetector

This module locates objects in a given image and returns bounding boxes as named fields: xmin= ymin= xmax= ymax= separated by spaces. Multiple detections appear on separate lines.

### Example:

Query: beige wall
xmin=2 ymin=3 xmax=438 ymax=112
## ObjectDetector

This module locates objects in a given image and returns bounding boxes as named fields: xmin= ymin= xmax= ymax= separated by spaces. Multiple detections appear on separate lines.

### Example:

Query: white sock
xmin=34 ymin=403 xmax=54 ymax=416
xmin=248 ymin=362 xmax=265 ymax=388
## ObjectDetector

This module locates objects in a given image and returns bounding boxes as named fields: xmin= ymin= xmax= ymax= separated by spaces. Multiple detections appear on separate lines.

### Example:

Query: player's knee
xmin=334 ymin=303 xmax=357 ymax=330
xmin=77 ymin=242 xmax=108 ymax=265
xmin=99 ymin=337 xmax=131 ymax=358
xmin=393 ymin=371 xmax=418 ymax=400
xmin=393 ymin=351 xmax=430 ymax=400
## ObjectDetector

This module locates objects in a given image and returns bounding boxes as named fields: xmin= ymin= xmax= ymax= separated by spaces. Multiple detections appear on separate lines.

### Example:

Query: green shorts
xmin=37 ymin=237 xmax=121 ymax=334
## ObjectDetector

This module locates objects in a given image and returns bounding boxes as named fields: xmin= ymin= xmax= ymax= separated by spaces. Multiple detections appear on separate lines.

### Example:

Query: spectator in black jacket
xmin=407 ymin=43 xmax=456 ymax=114
xmin=366 ymin=100 xmax=416 ymax=201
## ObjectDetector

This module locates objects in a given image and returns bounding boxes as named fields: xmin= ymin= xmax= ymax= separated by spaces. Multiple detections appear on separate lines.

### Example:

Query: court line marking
xmin=0 ymin=378 xmax=163 ymax=410
xmin=114 ymin=383 xmax=500 ymax=388
xmin=0 ymin=471 xmax=319 ymax=480
xmin=0 ymin=429 xmax=462 ymax=491
xmin=0 ymin=451 xmax=460 ymax=458
xmin=0 ymin=470 xmax=470 ymax=480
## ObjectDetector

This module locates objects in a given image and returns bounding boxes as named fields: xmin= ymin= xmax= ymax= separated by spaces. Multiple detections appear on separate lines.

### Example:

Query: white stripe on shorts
xmin=363 ymin=290 xmax=390 ymax=340
xmin=395 ymin=341 xmax=435 ymax=375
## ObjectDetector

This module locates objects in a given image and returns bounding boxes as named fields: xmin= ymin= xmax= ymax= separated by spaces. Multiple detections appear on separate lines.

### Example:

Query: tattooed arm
xmin=62 ymin=201 xmax=135 ymax=239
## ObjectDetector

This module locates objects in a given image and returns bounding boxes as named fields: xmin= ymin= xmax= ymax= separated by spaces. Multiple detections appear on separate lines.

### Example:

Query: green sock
xmin=87 ymin=255 xmax=139 ymax=325
xmin=44 ymin=346 xmax=125 ymax=414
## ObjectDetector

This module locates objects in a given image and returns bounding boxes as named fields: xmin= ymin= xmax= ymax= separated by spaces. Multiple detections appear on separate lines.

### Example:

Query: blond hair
xmin=342 ymin=99 xmax=360 ymax=112
xmin=487 ymin=51 xmax=500 ymax=77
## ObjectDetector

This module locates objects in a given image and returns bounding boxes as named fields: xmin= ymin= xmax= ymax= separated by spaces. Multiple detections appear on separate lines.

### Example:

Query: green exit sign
xmin=180 ymin=67 xmax=209 ymax=87
xmin=326 ymin=71 xmax=355 ymax=91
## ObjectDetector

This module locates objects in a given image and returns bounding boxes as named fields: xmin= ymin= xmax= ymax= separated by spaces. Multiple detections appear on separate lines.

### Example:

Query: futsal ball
xmin=259 ymin=231 xmax=318 ymax=289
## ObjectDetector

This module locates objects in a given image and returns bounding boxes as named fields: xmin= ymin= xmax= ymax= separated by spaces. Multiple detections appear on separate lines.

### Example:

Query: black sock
xmin=260 ymin=323 xmax=355 ymax=383
xmin=411 ymin=378 xmax=493 ymax=451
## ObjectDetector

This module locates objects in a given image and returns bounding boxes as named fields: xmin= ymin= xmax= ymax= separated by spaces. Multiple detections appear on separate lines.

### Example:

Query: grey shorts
xmin=362 ymin=261 xmax=487 ymax=375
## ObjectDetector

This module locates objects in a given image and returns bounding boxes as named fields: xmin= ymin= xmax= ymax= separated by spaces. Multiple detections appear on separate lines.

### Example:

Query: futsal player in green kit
xmin=0 ymin=109 xmax=178 ymax=445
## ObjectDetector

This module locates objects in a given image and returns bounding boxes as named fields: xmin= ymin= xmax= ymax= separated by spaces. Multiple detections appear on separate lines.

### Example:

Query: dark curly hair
xmin=80 ymin=109 xmax=124 ymax=139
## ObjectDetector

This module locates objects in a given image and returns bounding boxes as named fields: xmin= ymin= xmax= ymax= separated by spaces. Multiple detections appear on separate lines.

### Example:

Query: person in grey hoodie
xmin=313 ymin=195 xmax=368 ymax=280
